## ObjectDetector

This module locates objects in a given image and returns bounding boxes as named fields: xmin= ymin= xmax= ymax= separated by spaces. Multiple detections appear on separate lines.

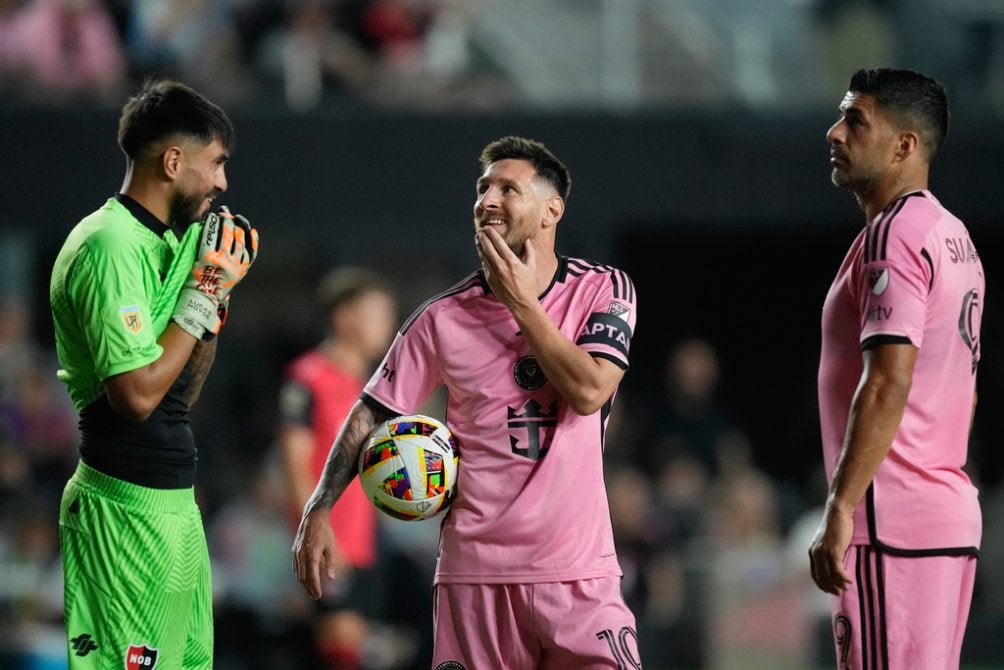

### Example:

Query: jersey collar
xmin=114 ymin=193 xmax=173 ymax=239
xmin=477 ymin=254 xmax=567 ymax=300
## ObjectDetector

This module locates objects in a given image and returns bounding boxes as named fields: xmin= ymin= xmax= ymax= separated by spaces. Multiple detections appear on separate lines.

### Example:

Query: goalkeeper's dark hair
xmin=318 ymin=266 xmax=395 ymax=316
xmin=480 ymin=136 xmax=571 ymax=201
xmin=848 ymin=68 xmax=948 ymax=160
xmin=117 ymin=78 xmax=235 ymax=159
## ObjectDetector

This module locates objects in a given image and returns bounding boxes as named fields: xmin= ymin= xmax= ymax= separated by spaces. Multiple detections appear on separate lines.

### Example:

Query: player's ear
xmin=161 ymin=145 xmax=184 ymax=180
xmin=895 ymin=130 xmax=919 ymax=161
xmin=543 ymin=195 xmax=564 ymax=228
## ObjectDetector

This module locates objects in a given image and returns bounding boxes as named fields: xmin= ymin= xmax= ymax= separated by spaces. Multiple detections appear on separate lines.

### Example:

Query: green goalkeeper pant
xmin=59 ymin=461 xmax=213 ymax=670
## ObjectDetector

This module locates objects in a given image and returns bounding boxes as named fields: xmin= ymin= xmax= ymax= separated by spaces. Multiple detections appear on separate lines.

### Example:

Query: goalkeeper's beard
xmin=169 ymin=189 xmax=217 ymax=233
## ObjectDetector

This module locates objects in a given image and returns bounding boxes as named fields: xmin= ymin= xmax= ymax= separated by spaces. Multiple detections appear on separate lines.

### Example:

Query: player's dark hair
xmin=848 ymin=68 xmax=949 ymax=159
xmin=117 ymin=78 xmax=235 ymax=159
xmin=479 ymin=136 xmax=572 ymax=201
xmin=317 ymin=266 xmax=394 ymax=316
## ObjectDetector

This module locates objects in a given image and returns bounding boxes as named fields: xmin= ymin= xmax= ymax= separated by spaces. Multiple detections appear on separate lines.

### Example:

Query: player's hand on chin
xmin=476 ymin=227 xmax=536 ymax=309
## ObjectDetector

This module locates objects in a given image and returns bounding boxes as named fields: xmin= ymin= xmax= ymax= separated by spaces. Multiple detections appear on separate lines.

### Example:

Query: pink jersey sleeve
xmin=364 ymin=325 xmax=440 ymax=416
xmin=853 ymin=197 xmax=932 ymax=348
xmin=571 ymin=260 xmax=637 ymax=368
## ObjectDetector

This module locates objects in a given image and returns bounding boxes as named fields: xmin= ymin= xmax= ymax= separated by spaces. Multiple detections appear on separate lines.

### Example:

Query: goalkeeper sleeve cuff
xmin=172 ymin=287 xmax=221 ymax=340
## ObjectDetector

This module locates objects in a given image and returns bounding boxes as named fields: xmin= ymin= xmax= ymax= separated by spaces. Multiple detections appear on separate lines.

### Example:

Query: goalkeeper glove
xmin=172 ymin=206 xmax=259 ymax=340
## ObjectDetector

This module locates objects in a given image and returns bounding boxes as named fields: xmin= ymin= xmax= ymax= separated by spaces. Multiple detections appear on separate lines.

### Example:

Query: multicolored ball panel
xmin=361 ymin=437 xmax=399 ymax=472
xmin=358 ymin=414 xmax=459 ymax=521
xmin=379 ymin=468 xmax=413 ymax=500
xmin=392 ymin=418 xmax=439 ymax=438
xmin=424 ymin=452 xmax=445 ymax=496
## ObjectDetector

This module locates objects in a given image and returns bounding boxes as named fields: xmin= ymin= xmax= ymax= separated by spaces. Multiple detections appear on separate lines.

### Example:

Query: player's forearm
xmin=827 ymin=375 xmax=910 ymax=513
xmin=303 ymin=400 xmax=389 ymax=515
xmin=105 ymin=322 xmax=199 ymax=421
xmin=511 ymin=303 xmax=616 ymax=415
xmin=183 ymin=338 xmax=217 ymax=406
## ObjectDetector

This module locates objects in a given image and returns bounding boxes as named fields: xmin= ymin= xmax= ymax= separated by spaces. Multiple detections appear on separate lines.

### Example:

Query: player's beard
xmin=169 ymin=188 xmax=217 ymax=233
xmin=503 ymin=219 xmax=535 ymax=257
xmin=474 ymin=217 xmax=522 ymax=255
xmin=831 ymin=163 xmax=881 ymax=200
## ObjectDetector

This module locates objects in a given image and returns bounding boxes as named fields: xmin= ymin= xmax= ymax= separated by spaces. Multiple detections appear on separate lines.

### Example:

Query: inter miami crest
xmin=513 ymin=355 xmax=546 ymax=390
xmin=125 ymin=643 xmax=159 ymax=669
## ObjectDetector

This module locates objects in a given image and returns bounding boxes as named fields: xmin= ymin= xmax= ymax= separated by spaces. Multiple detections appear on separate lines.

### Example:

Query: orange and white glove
xmin=172 ymin=206 xmax=259 ymax=340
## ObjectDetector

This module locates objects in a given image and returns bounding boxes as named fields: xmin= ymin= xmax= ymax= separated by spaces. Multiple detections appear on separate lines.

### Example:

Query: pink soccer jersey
xmin=363 ymin=256 xmax=637 ymax=584
xmin=818 ymin=190 xmax=983 ymax=552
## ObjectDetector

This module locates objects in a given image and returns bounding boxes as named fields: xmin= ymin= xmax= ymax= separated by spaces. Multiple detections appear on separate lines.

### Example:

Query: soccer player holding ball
xmin=810 ymin=69 xmax=983 ymax=668
xmin=50 ymin=79 xmax=258 ymax=669
xmin=293 ymin=136 xmax=642 ymax=668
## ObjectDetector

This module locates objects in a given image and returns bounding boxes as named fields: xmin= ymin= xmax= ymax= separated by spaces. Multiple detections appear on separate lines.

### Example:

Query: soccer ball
xmin=358 ymin=414 xmax=459 ymax=521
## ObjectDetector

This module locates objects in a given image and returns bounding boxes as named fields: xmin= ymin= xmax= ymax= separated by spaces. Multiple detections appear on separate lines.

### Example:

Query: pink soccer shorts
xmin=432 ymin=577 xmax=641 ymax=669
xmin=829 ymin=545 xmax=976 ymax=670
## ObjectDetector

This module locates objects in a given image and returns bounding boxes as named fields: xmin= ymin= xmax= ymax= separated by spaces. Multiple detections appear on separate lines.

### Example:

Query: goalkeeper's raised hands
xmin=172 ymin=206 xmax=259 ymax=340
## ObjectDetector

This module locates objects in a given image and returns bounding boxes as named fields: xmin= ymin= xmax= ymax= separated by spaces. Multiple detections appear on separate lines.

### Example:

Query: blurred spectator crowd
xmin=0 ymin=296 xmax=79 ymax=668
xmin=0 ymin=0 xmax=512 ymax=112
xmin=3 ymin=0 xmax=1004 ymax=114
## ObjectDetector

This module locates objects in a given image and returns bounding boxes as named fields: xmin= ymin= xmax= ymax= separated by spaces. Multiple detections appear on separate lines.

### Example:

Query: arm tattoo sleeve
xmin=184 ymin=339 xmax=217 ymax=406
xmin=306 ymin=401 xmax=394 ymax=514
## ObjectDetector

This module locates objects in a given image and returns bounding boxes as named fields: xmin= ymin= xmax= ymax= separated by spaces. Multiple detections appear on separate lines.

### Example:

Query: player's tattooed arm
xmin=183 ymin=338 xmax=217 ymax=406
xmin=304 ymin=400 xmax=393 ymax=514
xmin=294 ymin=399 xmax=393 ymax=599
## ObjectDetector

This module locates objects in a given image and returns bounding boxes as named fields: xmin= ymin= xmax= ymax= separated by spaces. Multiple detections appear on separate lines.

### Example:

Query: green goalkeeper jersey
xmin=50 ymin=195 xmax=200 ymax=411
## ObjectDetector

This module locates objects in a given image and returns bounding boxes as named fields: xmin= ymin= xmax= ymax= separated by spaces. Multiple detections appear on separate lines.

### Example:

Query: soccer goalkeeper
xmin=49 ymin=79 xmax=258 ymax=670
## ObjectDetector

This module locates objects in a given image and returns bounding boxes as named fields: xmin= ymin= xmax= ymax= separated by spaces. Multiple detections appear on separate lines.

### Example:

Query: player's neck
xmin=536 ymin=251 xmax=560 ymax=295
xmin=860 ymin=174 xmax=928 ymax=223
xmin=121 ymin=173 xmax=171 ymax=227
xmin=859 ymin=160 xmax=927 ymax=220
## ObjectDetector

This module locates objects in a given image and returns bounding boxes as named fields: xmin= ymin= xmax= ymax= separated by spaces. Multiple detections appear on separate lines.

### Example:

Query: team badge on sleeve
xmin=867 ymin=268 xmax=889 ymax=296
xmin=125 ymin=643 xmax=158 ymax=669
xmin=120 ymin=305 xmax=143 ymax=334
xmin=607 ymin=301 xmax=630 ymax=321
